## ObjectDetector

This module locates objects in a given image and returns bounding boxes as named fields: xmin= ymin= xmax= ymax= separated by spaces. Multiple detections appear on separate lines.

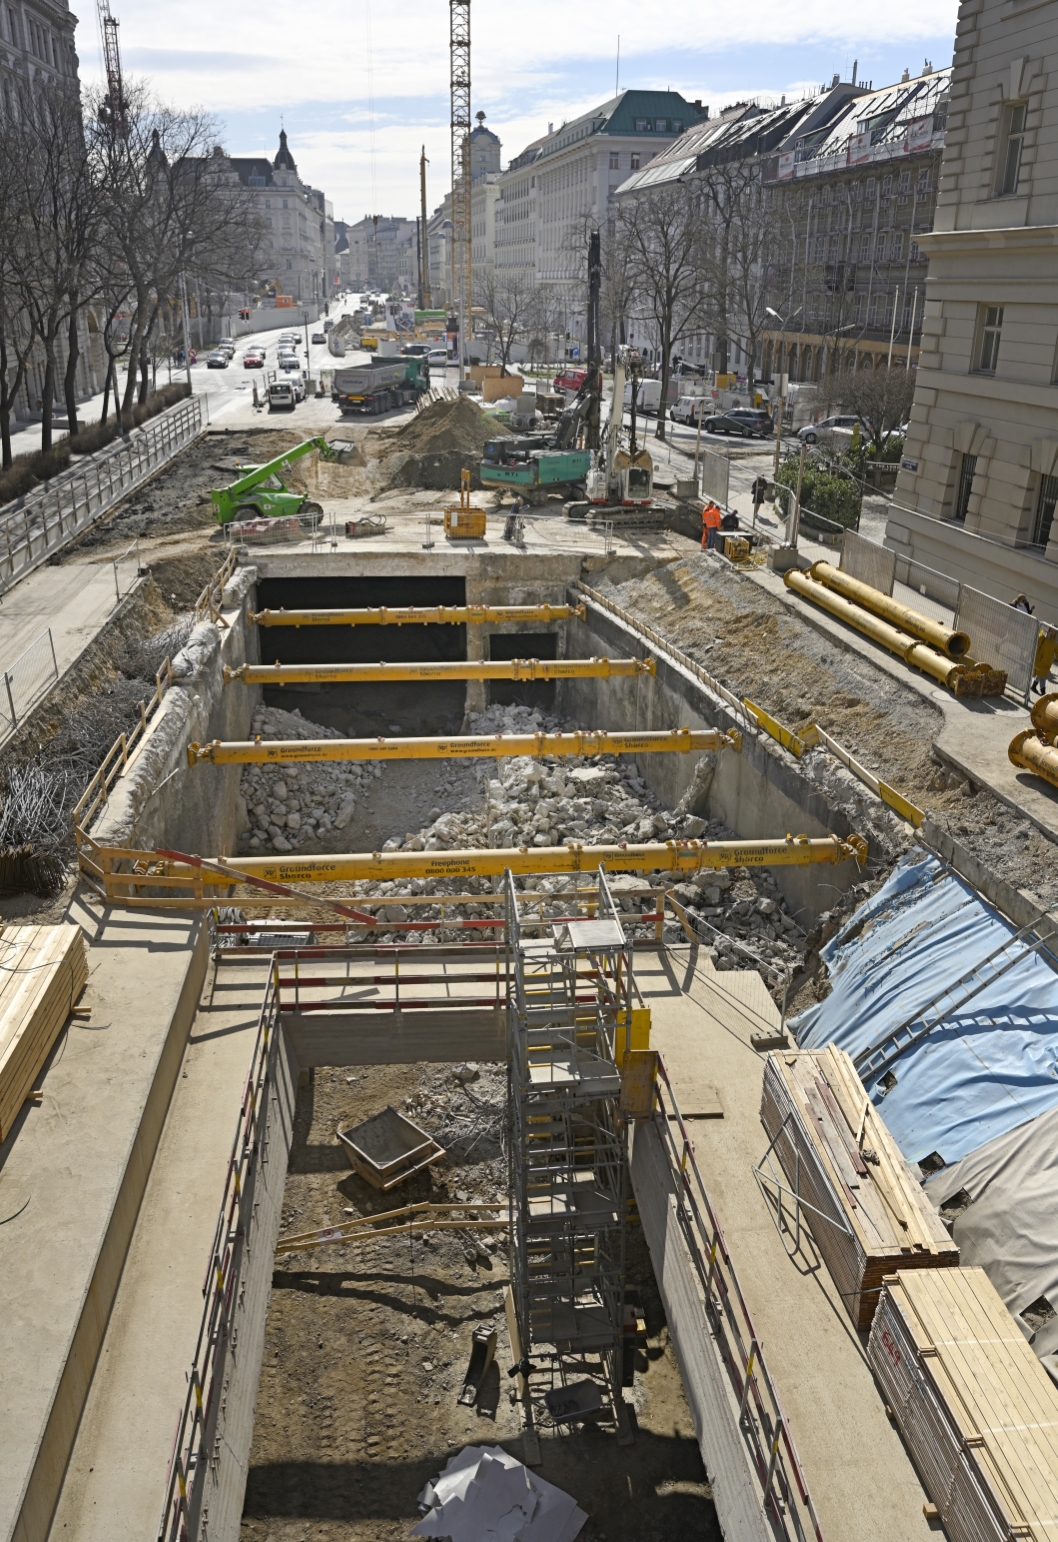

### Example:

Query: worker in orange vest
xmin=701 ymin=501 xmax=723 ymax=550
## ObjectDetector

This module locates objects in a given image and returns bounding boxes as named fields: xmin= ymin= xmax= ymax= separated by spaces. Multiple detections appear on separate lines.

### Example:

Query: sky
xmin=69 ymin=0 xmax=962 ymax=225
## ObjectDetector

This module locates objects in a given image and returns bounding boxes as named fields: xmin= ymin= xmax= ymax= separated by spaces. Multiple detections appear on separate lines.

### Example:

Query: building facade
xmin=887 ymin=0 xmax=1058 ymax=616
xmin=340 ymin=215 xmax=418 ymax=294
xmin=0 ymin=0 xmax=78 ymax=112
xmin=225 ymin=133 xmax=328 ymax=307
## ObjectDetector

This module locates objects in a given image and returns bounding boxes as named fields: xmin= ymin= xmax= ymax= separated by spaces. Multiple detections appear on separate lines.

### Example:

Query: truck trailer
xmin=333 ymin=357 xmax=430 ymax=415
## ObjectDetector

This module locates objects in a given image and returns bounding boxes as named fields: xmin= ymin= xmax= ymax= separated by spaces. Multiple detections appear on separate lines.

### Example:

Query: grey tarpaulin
xmin=926 ymin=1106 xmax=1058 ymax=1381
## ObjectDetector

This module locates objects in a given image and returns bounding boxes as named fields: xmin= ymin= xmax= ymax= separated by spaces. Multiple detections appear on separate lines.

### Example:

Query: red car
xmin=243 ymin=351 xmax=265 ymax=368
xmin=553 ymin=367 xmax=588 ymax=394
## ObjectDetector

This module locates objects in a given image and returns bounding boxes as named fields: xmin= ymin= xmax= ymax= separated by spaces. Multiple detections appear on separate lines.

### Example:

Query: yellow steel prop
xmin=1030 ymin=691 xmax=1058 ymax=741
xmin=189 ymin=726 xmax=740 ymax=767
xmin=251 ymin=603 xmax=585 ymax=627
xmin=224 ymin=656 xmax=656 ymax=686
xmin=809 ymin=561 xmax=971 ymax=659
xmin=1009 ymin=729 xmax=1058 ymax=790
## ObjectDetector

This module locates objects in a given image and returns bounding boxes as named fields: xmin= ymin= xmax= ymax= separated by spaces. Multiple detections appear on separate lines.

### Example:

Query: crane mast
xmin=96 ymin=0 xmax=128 ymax=138
xmin=449 ymin=0 xmax=471 ymax=378
xmin=420 ymin=146 xmax=432 ymax=309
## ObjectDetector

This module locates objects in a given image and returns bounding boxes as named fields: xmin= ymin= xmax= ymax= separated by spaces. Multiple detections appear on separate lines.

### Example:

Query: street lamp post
xmin=765 ymin=305 xmax=801 ymax=478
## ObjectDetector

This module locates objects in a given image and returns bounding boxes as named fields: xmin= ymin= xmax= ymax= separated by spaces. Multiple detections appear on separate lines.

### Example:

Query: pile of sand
xmin=382 ymin=397 xmax=512 ymax=489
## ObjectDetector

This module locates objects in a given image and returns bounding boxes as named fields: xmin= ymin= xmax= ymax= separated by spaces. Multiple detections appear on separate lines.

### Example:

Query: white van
xmin=267 ymin=380 xmax=296 ymax=412
xmin=623 ymin=379 xmax=662 ymax=415
xmin=671 ymin=395 xmax=707 ymax=425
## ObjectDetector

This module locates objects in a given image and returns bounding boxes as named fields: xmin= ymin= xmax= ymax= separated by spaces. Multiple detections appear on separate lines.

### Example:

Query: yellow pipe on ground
xmin=189 ymin=727 xmax=741 ymax=767
xmin=1009 ymin=729 xmax=1058 ymax=788
xmin=251 ymin=604 xmax=585 ymax=628
xmin=784 ymin=569 xmax=965 ymax=689
xmin=140 ymin=833 xmax=869 ymax=888
xmin=809 ymin=561 xmax=971 ymax=658
xmin=224 ymin=657 xmax=657 ymax=686
xmin=1030 ymin=692 xmax=1058 ymax=741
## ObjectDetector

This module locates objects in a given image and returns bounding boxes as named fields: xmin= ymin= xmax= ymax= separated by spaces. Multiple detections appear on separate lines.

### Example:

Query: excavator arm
xmin=210 ymin=437 xmax=337 ymax=524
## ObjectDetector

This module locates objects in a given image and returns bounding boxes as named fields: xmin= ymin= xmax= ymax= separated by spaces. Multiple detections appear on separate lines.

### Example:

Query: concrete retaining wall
xmin=559 ymin=596 xmax=864 ymax=923
xmin=91 ymin=567 xmax=259 ymax=859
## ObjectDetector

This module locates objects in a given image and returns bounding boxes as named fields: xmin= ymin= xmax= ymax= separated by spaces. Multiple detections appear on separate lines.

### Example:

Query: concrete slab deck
xmin=46 ymin=954 xmax=270 ymax=1542
xmin=634 ymin=943 xmax=933 ymax=1542
xmin=0 ymin=900 xmax=207 ymax=1542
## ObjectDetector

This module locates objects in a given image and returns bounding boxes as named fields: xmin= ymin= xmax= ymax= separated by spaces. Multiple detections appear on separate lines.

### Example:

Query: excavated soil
xmin=598 ymin=556 xmax=1058 ymax=911
xmin=379 ymin=397 xmax=512 ymax=491
xmin=240 ymin=1061 xmax=716 ymax=1542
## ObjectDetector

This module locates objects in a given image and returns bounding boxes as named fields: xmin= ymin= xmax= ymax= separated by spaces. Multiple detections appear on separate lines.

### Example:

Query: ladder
xmin=853 ymin=920 xmax=1058 ymax=1083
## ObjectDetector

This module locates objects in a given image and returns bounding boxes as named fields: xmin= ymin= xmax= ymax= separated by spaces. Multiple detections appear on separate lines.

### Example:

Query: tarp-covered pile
xmin=413 ymin=1445 xmax=587 ymax=1542
xmin=794 ymin=851 xmax=1058 ymax=1168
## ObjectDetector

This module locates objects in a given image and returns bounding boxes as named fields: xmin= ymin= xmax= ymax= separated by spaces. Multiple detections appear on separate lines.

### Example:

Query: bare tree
xmin=0 ymin=116 xmax=37 ymax=467
xmin=474 ymin=268 xmax=536 ymax=374
xmin=837 ymin=364 xmax=917 ymax=457
xmin=616 ymin=187 xmax=707 ymax=439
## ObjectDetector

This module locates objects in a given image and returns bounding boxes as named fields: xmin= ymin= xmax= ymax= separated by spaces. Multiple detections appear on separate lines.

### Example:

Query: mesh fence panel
xmin=892 ymin=556 xmax=961 ymax=629
xmin=699 ymin=449 xmax=730 ymax=508
xmin=0 ymin=629 xmax=58 ymax=734
xmin=955 ymin=586 xmax=1038 ymax=698
xmin=840 ymin=529 xmax=896 ymax=594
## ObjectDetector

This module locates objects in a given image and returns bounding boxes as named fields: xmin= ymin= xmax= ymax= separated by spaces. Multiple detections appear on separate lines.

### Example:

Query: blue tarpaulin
xmin=792 ymin=851 xmax=1058 ymax=1168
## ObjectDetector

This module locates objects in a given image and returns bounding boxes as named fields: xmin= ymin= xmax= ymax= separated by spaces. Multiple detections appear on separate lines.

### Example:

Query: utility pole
xmin=420 ymin=147 xmax=432 ymax=309
xmin=179 ymin=272 xmax=193 ymax=390
xmin=449 ymin=0 xmax=471 ymax=379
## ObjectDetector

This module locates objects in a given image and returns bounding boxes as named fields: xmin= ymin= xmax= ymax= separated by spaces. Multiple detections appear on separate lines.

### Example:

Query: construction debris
xmin=413 ymin=1445 xmax=587 ymax=1541
xmin=0 ymin=925 xmax=89 ymax=1139
xmin=758 ymin=1045 xmax=959 ymax=1328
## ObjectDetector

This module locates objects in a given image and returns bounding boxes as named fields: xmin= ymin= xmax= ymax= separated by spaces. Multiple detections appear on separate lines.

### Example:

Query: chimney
xmin=901 ymin=68 xmax=909 ymax=82
xmin=704 ymin=105 xmax=709 ymax=119
xmin=831 ymin=72 xmax=839 ymax=88
xmin=851 ymin=59 xmax=857 ymax=86
xmin=694 ymin=99 xmax=702 ymax=112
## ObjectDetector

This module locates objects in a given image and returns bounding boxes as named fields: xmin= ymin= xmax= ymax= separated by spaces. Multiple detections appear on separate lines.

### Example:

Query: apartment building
xmin=887 ymin=0 xmax=1058 ymax=615
xmin=0 ymin=0 xmax=78 ymax=112
xmin=225 ymin=133 xmax=328 ymax=307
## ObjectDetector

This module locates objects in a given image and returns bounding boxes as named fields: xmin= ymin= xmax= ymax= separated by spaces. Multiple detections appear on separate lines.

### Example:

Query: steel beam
xmin=189 ymin=726 xmax=741 ymax=766
xmin=225 ymin=656 xmax=655 ymax=686
xmin=251 ymin=603 xmax=585 ymax=628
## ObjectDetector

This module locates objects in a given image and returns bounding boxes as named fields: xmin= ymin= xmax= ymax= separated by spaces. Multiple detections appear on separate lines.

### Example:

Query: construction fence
xmin=0 ymin=394 xmax=204 ymax=591
xmin=0 ymin=628 xmax=58 ymax=737
xmin=839 ymin=529 xmax=1039 ymax=701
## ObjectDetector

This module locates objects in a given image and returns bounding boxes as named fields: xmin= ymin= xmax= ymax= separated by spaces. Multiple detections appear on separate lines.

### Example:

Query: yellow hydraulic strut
xmin=251 ymin=603 xmax=586 ymax=627
xmin=224 ymin=656 xmax=657 ymax=686
xmin=189 ymin=726 xmax=741 ymax=767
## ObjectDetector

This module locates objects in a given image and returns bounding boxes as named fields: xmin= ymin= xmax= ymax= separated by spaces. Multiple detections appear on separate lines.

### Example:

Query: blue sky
xmin=69 ymin=0 xmax=961 ymax=224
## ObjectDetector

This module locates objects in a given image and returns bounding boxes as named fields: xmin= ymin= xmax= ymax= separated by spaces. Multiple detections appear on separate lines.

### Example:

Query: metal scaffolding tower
xmin=449 ymin=0 xmax=472 ymax=376
xmin=505 ymin=867 xmax=632 ymax=1426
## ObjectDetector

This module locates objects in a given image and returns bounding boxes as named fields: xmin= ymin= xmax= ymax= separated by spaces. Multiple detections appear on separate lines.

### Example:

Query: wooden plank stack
xmin=870 ymin=1268 xmax=1058 ymax=1542
xmin=760 ymin=1045 xmax=958 ymax=1328
xmin=0 ymin=924 xmax=89 ymax=1141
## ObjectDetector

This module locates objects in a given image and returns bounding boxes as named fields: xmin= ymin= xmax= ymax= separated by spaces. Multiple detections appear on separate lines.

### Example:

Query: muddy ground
xmin=599 ymin=555 xmax=1058 ymax=911
xmin=241 ymin=1061 xmax=716 ymax=1542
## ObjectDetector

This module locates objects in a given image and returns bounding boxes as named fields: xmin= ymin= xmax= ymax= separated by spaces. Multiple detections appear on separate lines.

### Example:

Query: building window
xmin=899 ymin=170 xmax=911 ymax=193
xmin=882 ymin=174 xmax=893 ymax=196
xmin=1032 ymin=474 xmax=1058 ymax=548
xmin=974 ymin=305 xmax=1004 ymax=374
xmin=635 ymin=119 xmax=648 ymax=132
xmin=630 ymin=153 xmax=640 ymax=171
xmin=672 ymin=119 xmax=683 ymax=133
xmin=860 ymin=233 xmax=871 ymax=260
xmin=954 ymin=454 xmax=977 ymax=523
xmin=877 ymin=234 xmax=888 ymax=261
xmin=997 ymin=103 xmax=1028 ymax=196
xmin=865 ymin=178 xmax=876 ymax=202
xmin=609 ymin=152 xmax=619 ymax=169
xmin=892 ymin=233 xmax=904 ymax=261
xmin=655 ymin=118 xmax=667 ymax=132
xmin=910 ymin=240 xmax=922 ymax=262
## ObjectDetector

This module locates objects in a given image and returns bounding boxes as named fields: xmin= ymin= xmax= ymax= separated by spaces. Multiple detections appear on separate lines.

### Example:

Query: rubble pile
xmin=237 ymin=701 xmax=809 ymax=982
xmin=380 ymin=395 xmax=511 ymax=491
xmin=240 ymin=703 xmax=381 ymax=854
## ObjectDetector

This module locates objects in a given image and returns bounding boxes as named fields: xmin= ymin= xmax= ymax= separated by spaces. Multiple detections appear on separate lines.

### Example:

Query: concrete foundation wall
xmin=284 ymin=1007 xmax=506 ymax=1066
xmin=630 ymin=1120 xmax=770 ymax=1542
xmin=91 ymin=568 xmax=259 ymax=859
xmin=559 ymin=599 xmax=863 ymax=923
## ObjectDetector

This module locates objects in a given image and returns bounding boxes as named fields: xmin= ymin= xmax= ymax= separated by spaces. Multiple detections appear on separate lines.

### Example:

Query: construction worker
xmin=1033 ymin=623 xmax=1057 ymax=695
xmin=701 ymin=500 xmax=723 ymax=550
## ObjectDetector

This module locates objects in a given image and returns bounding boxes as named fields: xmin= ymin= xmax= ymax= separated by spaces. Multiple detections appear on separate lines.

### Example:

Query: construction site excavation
xmin=7 ymin=393 xmax=1058 ymax=1542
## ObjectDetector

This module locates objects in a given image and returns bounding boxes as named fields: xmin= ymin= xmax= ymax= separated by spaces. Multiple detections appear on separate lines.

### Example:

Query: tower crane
xmin=449 ymin=0 xmax=471 ymax=378
xmin=96 ymin=0 xmax=128 ymax=138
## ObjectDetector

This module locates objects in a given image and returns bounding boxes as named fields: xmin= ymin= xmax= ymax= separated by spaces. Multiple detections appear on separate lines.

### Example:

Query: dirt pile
xmin=382 ymin=397 xmax=511 ymax=491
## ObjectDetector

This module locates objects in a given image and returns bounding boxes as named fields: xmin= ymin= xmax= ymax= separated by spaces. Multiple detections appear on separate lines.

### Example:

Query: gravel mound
xmin=382 ymin=397 xmax=511 ymax=490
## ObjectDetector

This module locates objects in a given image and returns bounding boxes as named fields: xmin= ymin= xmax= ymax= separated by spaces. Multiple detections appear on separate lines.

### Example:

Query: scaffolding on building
xmin=505 ymin=866 xmax=633 ymax=1432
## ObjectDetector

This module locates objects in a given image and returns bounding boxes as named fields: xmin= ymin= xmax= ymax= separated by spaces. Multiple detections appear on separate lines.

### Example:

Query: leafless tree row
xmin=0 ymin=76 xmax=267 ymax=465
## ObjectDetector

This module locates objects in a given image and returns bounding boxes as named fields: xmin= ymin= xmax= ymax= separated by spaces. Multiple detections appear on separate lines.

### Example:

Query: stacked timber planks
xmin=0 ymin=924 xmax=88 ymax=1141
xmin=760 ymin=1045 xmax=958 ymax=1328
xmin=870 ymin=1268 xmax=1058 ymax=1541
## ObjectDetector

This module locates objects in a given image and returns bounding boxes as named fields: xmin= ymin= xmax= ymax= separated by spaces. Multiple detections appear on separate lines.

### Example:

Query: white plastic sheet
xmin=414 ymin=1445 xmax=587 ymax=1542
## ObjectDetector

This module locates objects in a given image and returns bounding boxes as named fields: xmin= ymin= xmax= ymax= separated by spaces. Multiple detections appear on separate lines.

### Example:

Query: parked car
xmin=278 ymin=354 xmax=301 ymax=373
xmin=243 ymin=351 xmax=265 ymax=368
xmin=267 ymin=380 xmax=297 ymax=412
xmin=323 ymin=319 xmax=335 ymax=333
xmin=703 ymin=407 xmax=774 ymax=438
xmin=426 ymin=348 xmax=449 ymax=367
xmin=671 ymin=395 xmax=708 ymax=425
xmin=311 ymin=331 xmax=326 ymax=344
xmin=206 ymin=350 xmax=229 ymax=369
xmin=401 ymin=343 xmax=431 ymax=357
xmin=553 ymin=367 xmax=588 ymax=394
xmin=798 ymin=414 xmax=862 ymax=444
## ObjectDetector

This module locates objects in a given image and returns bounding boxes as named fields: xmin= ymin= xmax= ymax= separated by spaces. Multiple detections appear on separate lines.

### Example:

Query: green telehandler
xmin=209 ymin=437 xmax=343 ymax=525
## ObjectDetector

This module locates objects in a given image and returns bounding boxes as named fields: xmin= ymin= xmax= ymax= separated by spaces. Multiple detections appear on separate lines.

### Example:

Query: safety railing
xmin=71 ymin=656 xmax=174 ymax=846
xmin=0 ymin=395 xmax=204 ymax=591
xmin=193 ymin=546 xmax=239 ymax=625
xmin=157 ymin=962 xmax=282 ymax=1542
xmin=652 ymin=1055 xmax=825 ymax=1542
xmin=0 ymin=627 xmax=58 ymax=736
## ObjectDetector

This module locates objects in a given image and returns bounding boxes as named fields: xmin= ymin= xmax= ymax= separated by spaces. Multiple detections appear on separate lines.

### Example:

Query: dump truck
xmin=209 ymin=437 xmax=339 ymax=525
xmin=333 ymin=356 xmax=430 ymax=415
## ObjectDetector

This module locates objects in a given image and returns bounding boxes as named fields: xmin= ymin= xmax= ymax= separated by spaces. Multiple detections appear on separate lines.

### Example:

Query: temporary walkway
xmin=631 ymin=944 xmax=934 ymax=1542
